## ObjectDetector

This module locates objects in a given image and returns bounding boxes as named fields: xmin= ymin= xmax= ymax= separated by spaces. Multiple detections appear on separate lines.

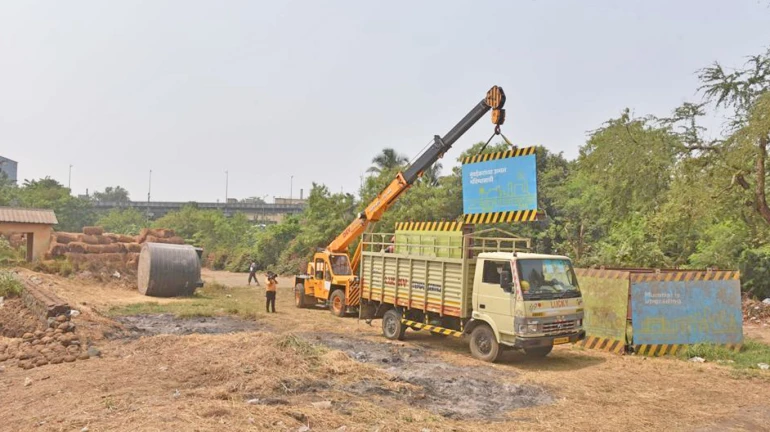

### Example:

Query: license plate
xmin=553 ymin=337 xmax=570 ymax=345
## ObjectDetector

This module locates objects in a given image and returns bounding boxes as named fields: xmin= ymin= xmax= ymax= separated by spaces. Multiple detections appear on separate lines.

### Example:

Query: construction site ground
xmin=1 ymin=268 xmax=769 ymax=432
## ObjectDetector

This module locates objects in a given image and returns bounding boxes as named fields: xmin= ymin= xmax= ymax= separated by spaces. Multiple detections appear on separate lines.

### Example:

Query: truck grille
xmin=542 ymin=320 xmax=576 ymax=333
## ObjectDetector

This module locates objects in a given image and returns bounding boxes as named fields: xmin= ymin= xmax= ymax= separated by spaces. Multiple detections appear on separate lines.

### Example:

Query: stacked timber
xmin=46 ymin=227 xmax=185 ymax=271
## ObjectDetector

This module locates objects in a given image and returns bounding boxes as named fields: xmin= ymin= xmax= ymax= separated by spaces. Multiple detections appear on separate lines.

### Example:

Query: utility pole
xmin=68 ymin=165 xmax=73 ymax=190
xmin=225 ymin=170 xmax=229 ymax=207
xmin=147 ymin=169 xmax=152 ymax=219
xmin=290 ymin=175 xmax=294 ymax=201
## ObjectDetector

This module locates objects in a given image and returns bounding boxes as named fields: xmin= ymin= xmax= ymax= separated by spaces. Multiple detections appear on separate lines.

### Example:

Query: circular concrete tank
xmin=137 ymin=243 xmax=202 ymax=297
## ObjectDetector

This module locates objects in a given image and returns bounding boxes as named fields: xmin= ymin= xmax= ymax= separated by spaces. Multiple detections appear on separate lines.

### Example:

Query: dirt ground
xmin=0 ymin=268 xmax=769 ymax=431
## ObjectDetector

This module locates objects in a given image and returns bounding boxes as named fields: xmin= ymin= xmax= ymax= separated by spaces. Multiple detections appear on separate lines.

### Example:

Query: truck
xmin=294 ymin=86 xmax=507 ymax=316
xmin=358 ymin=228 xmax=585 ymax=362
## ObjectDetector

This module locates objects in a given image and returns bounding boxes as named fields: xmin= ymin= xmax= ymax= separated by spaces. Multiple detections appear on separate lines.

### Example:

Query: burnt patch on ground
xmin=113 ymin=314 xmax=267 ymax=337
xmin=302 ymin=332 xmax=552 ymax=420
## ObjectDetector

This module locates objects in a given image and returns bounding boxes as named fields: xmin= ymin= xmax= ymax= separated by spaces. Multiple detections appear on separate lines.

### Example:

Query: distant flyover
xmin=92 ymin=200 xmax=306 ymax=223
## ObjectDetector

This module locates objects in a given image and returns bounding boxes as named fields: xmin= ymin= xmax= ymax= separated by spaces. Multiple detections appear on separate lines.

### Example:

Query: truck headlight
xmin=527 ymin=322 xmax=539 ymax=333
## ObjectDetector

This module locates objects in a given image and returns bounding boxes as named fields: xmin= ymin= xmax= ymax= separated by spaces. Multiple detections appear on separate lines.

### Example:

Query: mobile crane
xmin=293 ymin=86 xmax=507 ymax=316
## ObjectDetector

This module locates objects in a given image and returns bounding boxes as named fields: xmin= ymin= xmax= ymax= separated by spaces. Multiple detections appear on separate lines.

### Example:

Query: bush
xmin=739 ymin=247 xmax=770 ymax=299
xmin=0 ymin=270 xmax=23 ymax=297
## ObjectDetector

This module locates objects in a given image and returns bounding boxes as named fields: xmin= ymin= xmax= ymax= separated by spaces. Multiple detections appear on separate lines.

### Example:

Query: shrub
xmin=739 ymin=247 xmax=770 ymax=299
xmin=0 ymin=270 xmax=23 ymax=297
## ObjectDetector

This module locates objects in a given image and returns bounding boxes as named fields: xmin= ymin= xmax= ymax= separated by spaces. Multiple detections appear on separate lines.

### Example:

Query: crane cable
xmin=476 ymin=125 xmax=515 ymax=156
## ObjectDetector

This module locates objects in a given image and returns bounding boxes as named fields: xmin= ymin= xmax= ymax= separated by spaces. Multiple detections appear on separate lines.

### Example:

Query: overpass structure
xmin=93 ymin=200 xmax=306 ymax=223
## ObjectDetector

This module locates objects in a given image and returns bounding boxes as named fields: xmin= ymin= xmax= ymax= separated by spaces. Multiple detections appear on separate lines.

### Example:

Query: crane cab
xmin=294 ymin=251 xmax=359 ymax=316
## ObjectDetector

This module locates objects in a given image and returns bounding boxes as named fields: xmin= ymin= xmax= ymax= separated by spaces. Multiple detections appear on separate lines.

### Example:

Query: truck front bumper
xmin=513 ymin=330 xmax=585 ymax=349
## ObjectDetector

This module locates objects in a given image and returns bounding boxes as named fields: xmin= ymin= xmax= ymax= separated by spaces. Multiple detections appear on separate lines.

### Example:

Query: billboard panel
xmin=461 ymin=153 xmax=537 ymax=216
xmin=630 ymin=276 xmax=743 ymax=345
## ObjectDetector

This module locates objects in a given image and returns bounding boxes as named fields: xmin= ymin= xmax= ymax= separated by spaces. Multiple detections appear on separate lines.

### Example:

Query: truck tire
xmin=382 ymin=309 xmax=406 ymax=341
xmin=329 ymin=289 xmax=346 ymax=317
xmin=469 ymin=325 xmax=502 ymax=363
xmin=524 ymin=345 xmax=553 ymax=358
xmin=294 ymin=283 xmax=307 ymax=308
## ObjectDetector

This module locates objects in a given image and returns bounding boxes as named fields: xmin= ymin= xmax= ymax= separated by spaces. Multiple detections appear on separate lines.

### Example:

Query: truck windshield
xmin=330 ymin=254 xmax=352 ymax=276
xmin=516 ymin=258 xmax=580 ymax=300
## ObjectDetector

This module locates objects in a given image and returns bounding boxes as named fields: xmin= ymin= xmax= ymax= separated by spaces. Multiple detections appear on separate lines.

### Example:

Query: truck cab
xmin=470 ymin=252 xmax=585 ymax=360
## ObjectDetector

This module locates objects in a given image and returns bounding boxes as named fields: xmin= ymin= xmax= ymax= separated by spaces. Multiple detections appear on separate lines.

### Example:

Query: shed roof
xmin=0 ymin=207 xmax=58 ymax=225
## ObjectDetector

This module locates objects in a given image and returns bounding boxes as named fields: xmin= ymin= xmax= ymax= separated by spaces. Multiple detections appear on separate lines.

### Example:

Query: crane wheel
xmin=329 ymin=289 xmax=346 ymax=317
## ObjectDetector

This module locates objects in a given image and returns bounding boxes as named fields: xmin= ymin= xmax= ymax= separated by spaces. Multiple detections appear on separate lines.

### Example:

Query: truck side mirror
xmin=500 ymin=270 xmax=513 ymax=292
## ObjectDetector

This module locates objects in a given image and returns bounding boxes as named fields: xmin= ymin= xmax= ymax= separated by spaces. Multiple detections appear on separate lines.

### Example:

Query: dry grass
xmin=1 ymin=268 xmax=769 ymax=431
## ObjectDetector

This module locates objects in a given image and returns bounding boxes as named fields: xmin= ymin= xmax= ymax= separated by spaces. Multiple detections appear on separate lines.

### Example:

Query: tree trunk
xmin=755 ymin=135 xmax=770 ymax=224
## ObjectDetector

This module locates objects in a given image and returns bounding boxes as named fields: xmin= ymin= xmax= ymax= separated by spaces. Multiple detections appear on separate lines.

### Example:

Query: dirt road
xmin=0 ymin=269 xmax=768 ymax=431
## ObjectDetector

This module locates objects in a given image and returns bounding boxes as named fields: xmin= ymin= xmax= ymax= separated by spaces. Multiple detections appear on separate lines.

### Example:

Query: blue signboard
xmin=630 ymin=280 xmax=743 ymax=345
xmin=461 ymin=154 xmax=537 ymax=215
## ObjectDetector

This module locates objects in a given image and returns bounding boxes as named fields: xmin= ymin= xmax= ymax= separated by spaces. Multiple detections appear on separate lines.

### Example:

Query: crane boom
xmin=327 ymin=86 xmax=506 ymax=254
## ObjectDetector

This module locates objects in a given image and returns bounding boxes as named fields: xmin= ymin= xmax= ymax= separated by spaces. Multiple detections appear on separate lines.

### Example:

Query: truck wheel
xmin=294 ymin=283 xmax=307 ymax=308
xmin=524 ymin=346 xmax=553 ymax=358
xmin=382 ymin=309 xmax=406 ymax=341
xmin=470 ymin=325 xmax=502 ymax=362
xmin=329 ymin=289 xmax=346 ymax=317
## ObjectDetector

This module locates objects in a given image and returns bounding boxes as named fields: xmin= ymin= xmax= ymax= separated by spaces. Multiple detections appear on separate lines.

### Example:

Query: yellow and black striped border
xmin=633 ymin=343 xmax=742 ymax=357
xmin=463 ymin=209 xmax=540 ymax=224
xmin=574 ymin=268 xmax=630 ymax=279
xmin=402 ymin=319 xmax=463 ymax=337
xmin=462 ymin=146 xmax=536 ymax=165
xmin=576 ymin=336 xmax=625 ymax=354
xmin=630 ymin=271 xmax=740 ymax=282
xmin=395 ymin=221 xmax=463 ymax=232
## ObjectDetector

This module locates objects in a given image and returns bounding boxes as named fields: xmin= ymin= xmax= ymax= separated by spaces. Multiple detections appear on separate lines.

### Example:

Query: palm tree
xmin=367 ymin=148 xmax=409 ymax=174
xmin=420 ymin=162 xmax=442 ymax=187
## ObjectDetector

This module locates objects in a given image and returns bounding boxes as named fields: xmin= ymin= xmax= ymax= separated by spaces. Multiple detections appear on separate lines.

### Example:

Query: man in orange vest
xmin=265 ymin=272 xmax=277 ymax=313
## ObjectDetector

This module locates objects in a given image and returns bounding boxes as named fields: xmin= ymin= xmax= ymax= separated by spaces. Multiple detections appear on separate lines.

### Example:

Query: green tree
xmin=96 ymin=208 xmax=148 ymax=235
xmin=367 ymin=148 xmax=409 ymax=174
xmin=15 ymin=177 xmax=95 ymax=231
xmin=92 ymin=186 xmax=130 ymax=202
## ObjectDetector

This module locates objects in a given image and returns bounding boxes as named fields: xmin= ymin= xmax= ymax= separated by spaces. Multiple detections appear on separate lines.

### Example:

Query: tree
xmin=15 ymin=177 xmax=95 ymax=231
xmin=367 ymin=148 xmax=409 ymax=174
xmin=419 ymin=162 xmax=442 ymax=187
xmin=96 ymin=208 xmax=148 ymax=235
xmin=92 ymin=186 xmax=130 ymax=203
xmin=669 ymin=49 xmax=770 ymax=225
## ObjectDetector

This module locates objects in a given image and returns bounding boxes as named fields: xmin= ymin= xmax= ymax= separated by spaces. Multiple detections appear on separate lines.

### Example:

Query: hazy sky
xmin=1 ymin=1 xmax=769 ymax=202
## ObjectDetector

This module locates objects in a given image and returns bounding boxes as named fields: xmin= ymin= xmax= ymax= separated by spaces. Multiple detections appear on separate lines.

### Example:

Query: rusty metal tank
xmin=137 ymin=243 xmax=203 ymax=297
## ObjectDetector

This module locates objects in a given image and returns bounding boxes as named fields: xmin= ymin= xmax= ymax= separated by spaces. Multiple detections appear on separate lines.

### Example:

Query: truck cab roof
xmin=478 ymin=252 xmax=572 ymax=261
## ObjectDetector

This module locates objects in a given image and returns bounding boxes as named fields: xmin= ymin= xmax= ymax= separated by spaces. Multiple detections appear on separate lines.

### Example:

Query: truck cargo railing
xmin=362 ymin=228 xmax=530 ymax=259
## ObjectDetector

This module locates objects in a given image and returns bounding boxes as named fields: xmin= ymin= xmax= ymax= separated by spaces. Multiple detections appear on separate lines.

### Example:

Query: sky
xmin=1 ymin=1 xmax=769 ymax=203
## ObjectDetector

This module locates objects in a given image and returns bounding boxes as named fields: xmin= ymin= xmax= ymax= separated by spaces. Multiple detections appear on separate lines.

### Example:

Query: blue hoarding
xmin=630 ymin=280 xmax=743 ymax=345
xmin=461 ymin=154 xmax=537 ymax=215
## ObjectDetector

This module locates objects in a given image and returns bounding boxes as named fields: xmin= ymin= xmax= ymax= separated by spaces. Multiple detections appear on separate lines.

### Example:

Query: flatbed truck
xmin=358 ymin=229 xmax=585 ymax=362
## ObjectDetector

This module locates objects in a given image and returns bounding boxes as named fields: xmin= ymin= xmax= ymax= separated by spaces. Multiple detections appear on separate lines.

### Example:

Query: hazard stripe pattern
xmin=633 ymin=343 xmax=742 ymax=356
xmin=575 ymin=336 xmax=625 ymax=354
xmin=461 ymin=146 xmax=536 ymax=165
xmin=395 ymin=221 xmax=463 ymax=232
xmin=347 ymin=280 xmax=361 ymax=307
xmin=463 ymin=209 xmax=540 ymax=225
xmin=401 ymin=319 xmax=463 ymax=337
xmin=630 ymin=271 xmax=740 ymax=282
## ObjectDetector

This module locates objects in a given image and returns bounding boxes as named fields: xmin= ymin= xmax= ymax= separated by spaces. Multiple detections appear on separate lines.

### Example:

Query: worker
xmin=248 ymin=261 xmax=260 ymax=286
xmin=385 ymin=235 xmax=395 ymax=253
xmin=265 ymin=271 xmax=277 ymax=313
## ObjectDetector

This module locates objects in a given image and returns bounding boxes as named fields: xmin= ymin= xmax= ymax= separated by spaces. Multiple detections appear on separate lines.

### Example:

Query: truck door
xmin=312 ymin=257 xmax=327 ymax=298
xmin=476 ymin=260 xmax=514 ymax=335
